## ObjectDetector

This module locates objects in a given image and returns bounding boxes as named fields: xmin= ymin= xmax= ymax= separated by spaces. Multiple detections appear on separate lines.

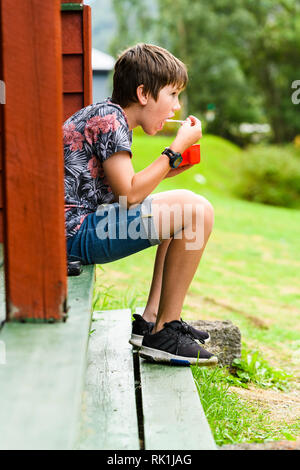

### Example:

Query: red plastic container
xmin=179 ymin=144 xmax=201 ymax=167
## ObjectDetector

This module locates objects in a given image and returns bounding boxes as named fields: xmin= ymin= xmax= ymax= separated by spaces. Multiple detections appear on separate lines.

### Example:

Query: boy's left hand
xmin=164 ymin=164 xmax=194 ymax=178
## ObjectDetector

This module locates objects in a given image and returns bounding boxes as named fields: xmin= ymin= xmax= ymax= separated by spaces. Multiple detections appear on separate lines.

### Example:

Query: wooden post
xmin=61 ymin=1 xmax=93 ymax=122
xmin=0 ymin=0 xmax=67 ymax=321
xmin=0 ymin=4 xmax=4 ymax=244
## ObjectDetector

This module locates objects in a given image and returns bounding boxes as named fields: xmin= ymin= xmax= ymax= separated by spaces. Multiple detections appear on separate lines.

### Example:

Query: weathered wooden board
xmin=135 ymin=307 xmax=217 ymax=450
xmin=1 ymin=0 xmax=66 ymax=320
xmin=0 ymin=265 xmax=95 ymax=450
xmin=140 ymin=360 xmax=217 ymax=450
xmin=76 ymin=308 xmax=139 ymax=450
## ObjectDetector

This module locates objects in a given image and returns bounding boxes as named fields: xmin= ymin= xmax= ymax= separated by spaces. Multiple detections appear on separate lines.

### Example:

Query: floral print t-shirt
xmin=63 ymin=99 xmax=132 ymax=240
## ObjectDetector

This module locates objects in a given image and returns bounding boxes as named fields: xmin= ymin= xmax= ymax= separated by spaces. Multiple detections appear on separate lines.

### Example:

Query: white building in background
xmin=92 ymin=48 xmax=115 ymax=103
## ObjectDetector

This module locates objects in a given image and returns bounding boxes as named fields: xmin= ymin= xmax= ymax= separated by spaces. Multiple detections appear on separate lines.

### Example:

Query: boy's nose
xmin=173 ymin=98 xmax=181 ymax=111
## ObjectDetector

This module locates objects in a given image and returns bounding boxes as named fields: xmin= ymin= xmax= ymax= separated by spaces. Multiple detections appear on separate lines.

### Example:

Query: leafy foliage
xmin=232 ymin=145 xmax=300 ymax=208
xmin=109 ymin=0 xmax=300 ymax=143
xmin=229 ymin=348 xmax=292 ymax=391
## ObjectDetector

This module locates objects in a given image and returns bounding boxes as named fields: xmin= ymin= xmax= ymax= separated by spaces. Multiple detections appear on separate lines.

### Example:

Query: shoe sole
xmin=138 ymin=346 xmax=218 ymax=367
xmin=129 ymin=334 xmax=143 ymax=348
xmin=129 ymin=333 xmax=211 ymax=349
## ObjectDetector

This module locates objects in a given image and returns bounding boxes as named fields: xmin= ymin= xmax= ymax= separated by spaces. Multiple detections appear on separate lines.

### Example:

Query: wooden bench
xmin=0 ymin=254 xmax=216 ymax=450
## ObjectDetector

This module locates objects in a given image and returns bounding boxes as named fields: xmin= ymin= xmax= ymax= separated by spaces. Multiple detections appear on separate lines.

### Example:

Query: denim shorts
xmin=67 ymin=196 xmax=161 ymax=265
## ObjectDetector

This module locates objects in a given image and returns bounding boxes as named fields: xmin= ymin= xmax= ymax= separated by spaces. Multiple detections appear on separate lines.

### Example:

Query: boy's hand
xmin=170 ymin=115 xmax=202 ymax=154
xmin=164 ymin=164 xmax=194 ymax=179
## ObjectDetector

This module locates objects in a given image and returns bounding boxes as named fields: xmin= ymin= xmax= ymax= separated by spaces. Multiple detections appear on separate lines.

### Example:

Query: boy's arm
xmin=102 ymin=151 xmax=170 ymax=207
xmin=102 ymin=116 xmax=202 ymax=207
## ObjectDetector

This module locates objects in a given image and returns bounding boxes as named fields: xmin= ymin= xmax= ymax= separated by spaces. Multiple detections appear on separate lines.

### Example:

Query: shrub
xmin=232 ymin=145 xmax=300 ymax=208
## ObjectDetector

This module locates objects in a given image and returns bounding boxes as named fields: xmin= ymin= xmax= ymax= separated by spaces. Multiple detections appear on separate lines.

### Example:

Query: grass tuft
xmin=191 ymin=365 xmax=298 ymax=446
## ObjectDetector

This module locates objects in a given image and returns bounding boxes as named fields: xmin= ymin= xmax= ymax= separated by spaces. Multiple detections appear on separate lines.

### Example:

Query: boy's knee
xmin=200 ymin=197 xmax=214 ymax=233
xmin=189 ymin=195 xmax=214 ymax=236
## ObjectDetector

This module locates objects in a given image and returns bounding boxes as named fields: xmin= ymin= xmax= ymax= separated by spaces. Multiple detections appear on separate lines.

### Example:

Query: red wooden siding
xmin=61 ymin=4 xmax=92 ymax=122
xmin=0 ymin=0 xmax=67 ymax=321
xmin=0 ymin=3 xmax=4 ymax=244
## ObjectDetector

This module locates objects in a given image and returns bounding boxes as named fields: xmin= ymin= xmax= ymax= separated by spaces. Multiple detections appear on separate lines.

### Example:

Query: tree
xmin=110 ymin=0 xmax=300 ymax=143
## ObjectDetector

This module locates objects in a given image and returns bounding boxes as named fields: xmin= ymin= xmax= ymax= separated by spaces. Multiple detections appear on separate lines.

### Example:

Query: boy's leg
xmin=142 ymin=238 xmax=171 ymax=323
xmin=150 ymin=189 xmax=214 ymax=333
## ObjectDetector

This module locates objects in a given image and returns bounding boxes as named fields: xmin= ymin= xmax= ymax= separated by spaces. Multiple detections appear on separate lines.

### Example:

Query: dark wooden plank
xmin=0 ymin=171 xmax=3 ymax=207
xmin=0 ymin=0 xmax=3 ymax=174
xmin=61 ymin=11 xmax=83 ymax=54
xmin=63 ymin=54 xmax=84 ymax=92
xmin=1 ymin=0 xmax=67 ymax=320
xmin=0 ymin=2 xmax=4 ymax=246
xmin=83 ymin=5 xmax=93 ymax=106
xmin=0 ymin=265 xmax=95 ymax=450
xmin=0 ymin=209 xmax=3 ymax=244
xmin=76 ymin=308 xmax=139 ymax=450
xmin=63 ymin=92 xmax=84 ymax=122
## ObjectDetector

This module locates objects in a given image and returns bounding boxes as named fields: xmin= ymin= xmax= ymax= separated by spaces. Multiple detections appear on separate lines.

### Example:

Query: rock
xmin=190 ymin=319 xmax=241 ymax=367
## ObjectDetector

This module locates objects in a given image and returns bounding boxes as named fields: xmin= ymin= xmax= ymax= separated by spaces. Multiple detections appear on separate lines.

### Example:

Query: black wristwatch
xmin=162 ymin=147 xmax=183 ymax=169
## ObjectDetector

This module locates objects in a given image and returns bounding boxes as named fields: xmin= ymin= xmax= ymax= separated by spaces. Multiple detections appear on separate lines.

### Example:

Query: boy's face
xmin=141 ymin=84 xmax=182 ymax=135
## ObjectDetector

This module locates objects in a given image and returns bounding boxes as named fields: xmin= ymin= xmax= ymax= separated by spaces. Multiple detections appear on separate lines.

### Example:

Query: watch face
xmin=173 ymin=155 xmax=182 ymax=168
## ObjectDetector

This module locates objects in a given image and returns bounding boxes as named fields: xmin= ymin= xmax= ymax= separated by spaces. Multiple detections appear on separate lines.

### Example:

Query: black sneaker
xmin=180 ymin=319 xmax=210 ymax=345
xmin=139 ymin=320 xmax=218 ymax=366
xmin=129 ymin=314 xmax=155 ymax=347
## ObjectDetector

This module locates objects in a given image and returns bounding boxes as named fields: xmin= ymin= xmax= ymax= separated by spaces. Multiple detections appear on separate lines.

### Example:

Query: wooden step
xmin=136 ymin=306 xmax=217 ymax=450
xmin=140 ymin=361 xmax=216 ymax=450
xmin=0 ymin=264 xmax=95 ymax=450
xmin=76 ymin=308 xmax=139 ymax=450
xmin=77 ymin=306 xmax=216 ymax=450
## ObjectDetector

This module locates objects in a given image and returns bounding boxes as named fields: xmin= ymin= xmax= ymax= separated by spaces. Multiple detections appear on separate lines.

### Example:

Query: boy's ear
xmin=136 ymin=85 xmax=149 ymax=106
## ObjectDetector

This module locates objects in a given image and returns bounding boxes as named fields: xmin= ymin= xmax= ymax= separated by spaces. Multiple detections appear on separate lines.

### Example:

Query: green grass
xmin=192 ymin=365 xmax=300 ymax=446
xmin=93 ymin=132 xmax=300 ymax=445
xmin=131 ymin=132 xmax=241 ymax=197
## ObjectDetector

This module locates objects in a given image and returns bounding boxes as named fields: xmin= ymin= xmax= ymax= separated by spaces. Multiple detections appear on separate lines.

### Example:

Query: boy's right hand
xmin=170 ymin=115 xmax=202 ymax=154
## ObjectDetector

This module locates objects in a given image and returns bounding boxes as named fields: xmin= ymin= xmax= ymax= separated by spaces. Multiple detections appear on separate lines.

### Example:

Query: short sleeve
xmin=84 ymin=104 xmax=132 ymax=163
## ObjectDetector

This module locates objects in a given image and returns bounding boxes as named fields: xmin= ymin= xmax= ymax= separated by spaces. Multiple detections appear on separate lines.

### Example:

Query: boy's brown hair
xmin=111 ymin=43 xmax=188 ymax=108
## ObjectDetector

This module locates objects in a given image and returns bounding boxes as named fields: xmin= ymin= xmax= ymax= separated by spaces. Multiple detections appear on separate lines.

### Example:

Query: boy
xmin=64 ymin=43 xmax=218 ymax=366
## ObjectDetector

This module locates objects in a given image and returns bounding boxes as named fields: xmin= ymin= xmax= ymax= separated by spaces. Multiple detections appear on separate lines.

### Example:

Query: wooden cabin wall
xmin=0 ymin=4 xmax=4 ymax=244
xmin=0 ymin=0 xmax=67 ymax=321
xmin=0 ymin=0 xmax=92 ymax=321
xmin=61 ymin=1 xmax=93 ymax=122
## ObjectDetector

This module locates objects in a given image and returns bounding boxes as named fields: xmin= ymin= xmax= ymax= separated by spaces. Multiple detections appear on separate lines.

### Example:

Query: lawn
xmin=93 ymin=132 xmax=300 ymax=445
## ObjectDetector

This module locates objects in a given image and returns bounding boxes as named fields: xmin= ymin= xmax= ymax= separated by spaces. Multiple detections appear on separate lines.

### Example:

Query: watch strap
xmin=162 ymin=147 xmax=181 ymax=159
xmin=162 ymin=147 xmax=183 ymax=168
